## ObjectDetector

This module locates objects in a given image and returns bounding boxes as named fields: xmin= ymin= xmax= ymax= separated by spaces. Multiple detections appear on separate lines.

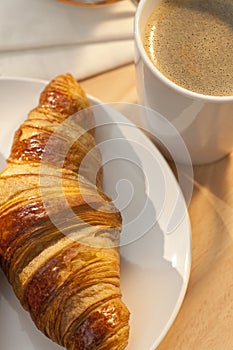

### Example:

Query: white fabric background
xmin=0 ymin=0 xmax=135 ymax=80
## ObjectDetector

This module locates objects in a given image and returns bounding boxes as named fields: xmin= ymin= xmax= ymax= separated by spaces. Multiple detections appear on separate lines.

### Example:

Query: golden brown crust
xmin=0 ymin=74 xmax=130 ymax=350
xmin=67 ymin=299 xmax=129 ymax=350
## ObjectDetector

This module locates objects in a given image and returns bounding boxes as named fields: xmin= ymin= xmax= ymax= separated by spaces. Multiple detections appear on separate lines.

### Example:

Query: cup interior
xmin=134 ymin=0 xmax=233 ymax=102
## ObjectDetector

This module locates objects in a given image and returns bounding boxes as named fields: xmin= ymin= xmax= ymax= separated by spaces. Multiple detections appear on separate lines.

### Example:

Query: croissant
xmin=0 ymin=74 xmax=130 ymax=350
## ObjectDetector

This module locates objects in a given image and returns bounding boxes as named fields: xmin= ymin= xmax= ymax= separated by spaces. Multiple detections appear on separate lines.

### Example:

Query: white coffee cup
xmin=134 ymin=0 xmax=233 ymax=164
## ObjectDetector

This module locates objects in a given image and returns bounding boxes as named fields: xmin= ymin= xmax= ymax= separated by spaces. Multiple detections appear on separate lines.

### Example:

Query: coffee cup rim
xmin=134 ymin=0 xmax=233 ymax=103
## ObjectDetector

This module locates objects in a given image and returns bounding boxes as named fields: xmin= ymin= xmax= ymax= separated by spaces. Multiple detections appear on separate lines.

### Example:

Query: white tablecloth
xmin=0 ymin=0 xmax=135 ymax=80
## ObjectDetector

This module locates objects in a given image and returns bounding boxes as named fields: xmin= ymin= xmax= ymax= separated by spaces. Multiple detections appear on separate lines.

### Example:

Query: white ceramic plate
xmin=0 ymin=77 xmax=191 ymax=350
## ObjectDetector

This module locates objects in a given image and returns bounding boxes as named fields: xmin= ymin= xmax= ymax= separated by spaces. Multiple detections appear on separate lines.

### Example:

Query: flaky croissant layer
xmin=0 ymin=74 xmax=130 ymax=349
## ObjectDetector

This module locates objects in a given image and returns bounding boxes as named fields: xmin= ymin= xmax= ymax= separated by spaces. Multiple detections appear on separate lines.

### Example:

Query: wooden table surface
xmin=82 ymin=64 xmax=233 ymax=350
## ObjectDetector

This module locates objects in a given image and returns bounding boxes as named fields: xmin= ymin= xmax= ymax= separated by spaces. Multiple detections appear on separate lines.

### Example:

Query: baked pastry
xmin=0 ymin=74 xmax=130 ymax=349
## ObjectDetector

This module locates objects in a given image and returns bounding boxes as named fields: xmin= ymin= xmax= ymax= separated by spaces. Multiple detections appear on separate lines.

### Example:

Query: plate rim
xmin=88 ymin=95 xmax=192 ymax=349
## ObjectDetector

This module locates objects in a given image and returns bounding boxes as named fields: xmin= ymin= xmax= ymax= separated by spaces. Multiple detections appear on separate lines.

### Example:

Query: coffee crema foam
xmin=143 ymin=0 xmax=233 ymax=96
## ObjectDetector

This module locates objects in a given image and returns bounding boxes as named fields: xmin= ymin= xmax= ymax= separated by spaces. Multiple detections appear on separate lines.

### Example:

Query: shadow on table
xmin=192 ymin=152 xmax=233 ymax=201
xmin=186 ymin=152 xmax=233 ymax=287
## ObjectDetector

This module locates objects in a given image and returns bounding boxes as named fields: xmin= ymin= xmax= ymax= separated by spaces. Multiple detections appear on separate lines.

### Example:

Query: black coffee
xmin=143 ymin=0 xmax=233 ymax=96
